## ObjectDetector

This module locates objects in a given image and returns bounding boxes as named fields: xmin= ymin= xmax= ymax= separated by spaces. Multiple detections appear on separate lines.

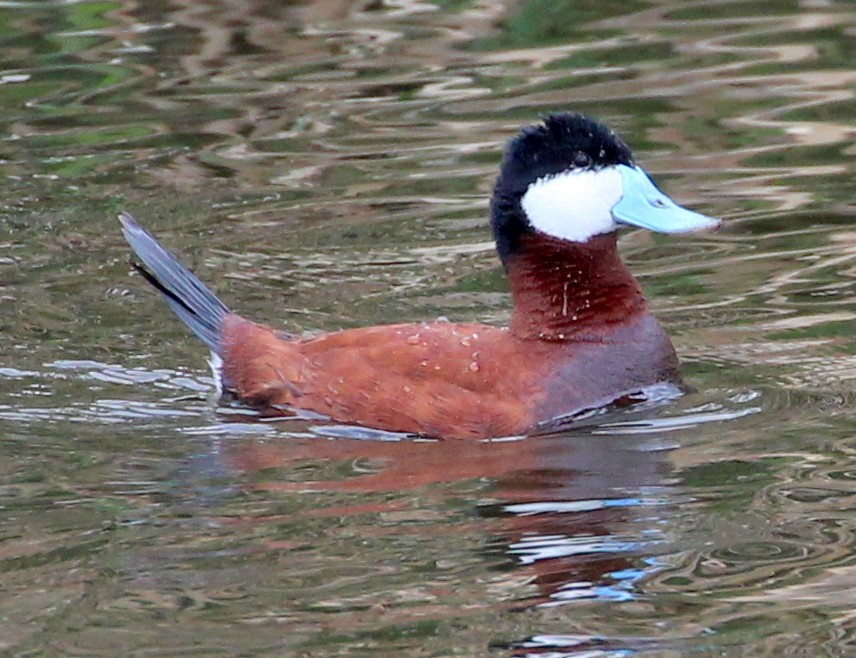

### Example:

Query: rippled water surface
xmin=2 ymin=1 xmax=856 ymax=656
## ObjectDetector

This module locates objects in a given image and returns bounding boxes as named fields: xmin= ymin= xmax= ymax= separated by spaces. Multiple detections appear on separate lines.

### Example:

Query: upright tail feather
xmin=119 ymin=212 xmax=229 ymax=354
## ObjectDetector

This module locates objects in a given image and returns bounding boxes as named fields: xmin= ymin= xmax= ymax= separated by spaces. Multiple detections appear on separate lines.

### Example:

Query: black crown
xmin=491 ymin=113 xmax=634 ymax=262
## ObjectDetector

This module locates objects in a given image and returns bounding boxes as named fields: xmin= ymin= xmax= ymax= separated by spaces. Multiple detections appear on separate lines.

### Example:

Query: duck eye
xmin=572 ymin=152 xmax=591 ymax=168
xmin=653 ymin=198 xmax=667 ymax=209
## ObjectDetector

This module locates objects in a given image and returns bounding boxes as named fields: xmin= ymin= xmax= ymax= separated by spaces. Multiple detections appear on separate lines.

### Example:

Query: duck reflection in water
xmin=212 ymin=403 xmax=677 ymax=615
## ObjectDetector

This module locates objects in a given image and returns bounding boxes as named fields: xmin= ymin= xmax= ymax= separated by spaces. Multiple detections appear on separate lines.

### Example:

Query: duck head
xmin=491 ymin=113 xmax=720 ymax=340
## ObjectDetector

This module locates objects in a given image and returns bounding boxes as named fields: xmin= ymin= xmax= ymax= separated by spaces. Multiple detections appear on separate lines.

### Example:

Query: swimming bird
xmin=120 ymin=113 xmax=720 ymax=439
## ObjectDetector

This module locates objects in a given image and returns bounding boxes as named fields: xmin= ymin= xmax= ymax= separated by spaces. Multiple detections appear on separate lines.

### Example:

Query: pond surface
xmin=1 ymin=0 xmax=856 ymax=656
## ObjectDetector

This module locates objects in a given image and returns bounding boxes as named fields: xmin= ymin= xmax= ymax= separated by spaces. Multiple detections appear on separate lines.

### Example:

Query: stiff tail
xmin=119 ymin=212 xmax=229 ymax=354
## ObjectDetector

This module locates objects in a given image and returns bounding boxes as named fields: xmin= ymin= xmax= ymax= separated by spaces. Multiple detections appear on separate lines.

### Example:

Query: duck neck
xmin=505 ymin=232 xmax=647 ymax=341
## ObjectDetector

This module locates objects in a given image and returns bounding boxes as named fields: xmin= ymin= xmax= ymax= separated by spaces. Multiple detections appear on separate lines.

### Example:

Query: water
xmin=1 ymin=0 xmax=855 ymax=655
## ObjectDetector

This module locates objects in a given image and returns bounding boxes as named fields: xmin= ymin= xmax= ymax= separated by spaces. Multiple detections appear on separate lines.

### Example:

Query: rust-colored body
xmin=219 ymin=232 xmax=679 ymax=439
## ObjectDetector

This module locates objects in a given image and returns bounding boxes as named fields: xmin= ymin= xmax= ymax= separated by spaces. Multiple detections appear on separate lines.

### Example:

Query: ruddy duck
xmin=120 ymin=113 xmax=720 ymax=439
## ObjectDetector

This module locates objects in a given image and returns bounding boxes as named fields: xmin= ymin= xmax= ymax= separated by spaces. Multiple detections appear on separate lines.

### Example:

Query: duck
xmin=120 ymin=113 xmax=720 ymax=440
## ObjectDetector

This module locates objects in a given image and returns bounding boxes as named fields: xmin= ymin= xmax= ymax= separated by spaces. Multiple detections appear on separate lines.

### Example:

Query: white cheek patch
xmin=520 ymin=166 xmax=624 ymax=243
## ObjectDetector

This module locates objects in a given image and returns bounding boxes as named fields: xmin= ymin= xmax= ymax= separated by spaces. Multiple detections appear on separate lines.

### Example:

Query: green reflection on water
xmin=1 ymin=0 xmax=855 ymax=656
xmin=472 ymin=0 xmax=647 ymax=49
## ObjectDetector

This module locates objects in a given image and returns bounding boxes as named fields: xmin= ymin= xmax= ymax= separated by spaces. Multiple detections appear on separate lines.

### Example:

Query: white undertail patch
xmin=521 ymin=166 xmax=623 ymax=243
xmin=208 ymin=351 xmax=224 ymax=395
